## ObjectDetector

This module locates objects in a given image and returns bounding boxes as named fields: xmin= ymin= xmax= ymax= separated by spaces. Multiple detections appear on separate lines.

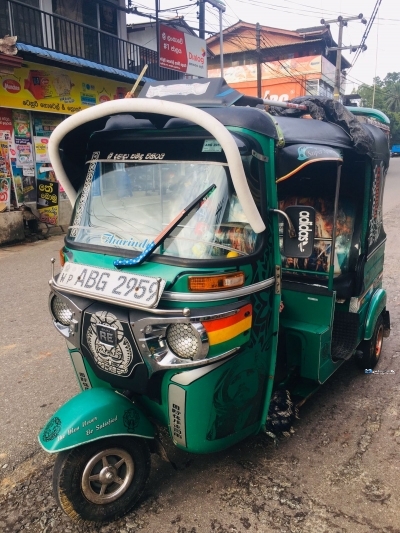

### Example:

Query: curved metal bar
xmin=48 ymin=98 xmax=266 ymax=233
xmin=269 ymin=208 xmax=296 ymax=238
xmin=161 ymin=277 xmax=276 ymax=302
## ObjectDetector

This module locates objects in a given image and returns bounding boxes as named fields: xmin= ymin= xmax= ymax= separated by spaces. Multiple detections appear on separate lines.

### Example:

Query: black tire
xmin=356 ymin=315 xmax=384 ymax=370
xmin=53 ymin=437 xmax=151 ymax=524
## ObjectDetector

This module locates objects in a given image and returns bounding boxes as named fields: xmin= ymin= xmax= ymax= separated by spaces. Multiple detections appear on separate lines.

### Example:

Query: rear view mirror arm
xmin=269 ymin=209 xmax=297 ymax=238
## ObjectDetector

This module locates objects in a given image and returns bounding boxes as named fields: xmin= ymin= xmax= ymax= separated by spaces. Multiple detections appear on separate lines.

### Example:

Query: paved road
xmin=383 ymin=157 xmax=400 ymax=213
xmin=0 ymin=159 xmax=400 ymax=532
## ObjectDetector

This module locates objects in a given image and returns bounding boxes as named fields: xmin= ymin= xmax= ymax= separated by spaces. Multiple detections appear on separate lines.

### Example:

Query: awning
xmin=276 ymin=144 xmax=343 ymax=182
xmin=16 ymin=43 xmax=154 ymax=83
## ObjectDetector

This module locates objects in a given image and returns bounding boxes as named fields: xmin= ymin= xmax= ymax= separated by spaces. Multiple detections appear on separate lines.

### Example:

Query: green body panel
xmin=38 ymin=388 xmax=155 ymax=453
xmin=364 ymin=288 xmax=387 ymax=340
xmin=363 ymin=247 xmax=385 ymax=291
xmin=165 ymin=352 xmax=266 ymax=454
xmin=346 ymin=106 xmax=390 ymax=125
xmin=280 ymin=287 xmax=338 ymax=383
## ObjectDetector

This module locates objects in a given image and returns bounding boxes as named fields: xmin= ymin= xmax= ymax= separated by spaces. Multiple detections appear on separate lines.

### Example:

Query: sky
xmin=127 ymin=0 xmax=400 ymax=91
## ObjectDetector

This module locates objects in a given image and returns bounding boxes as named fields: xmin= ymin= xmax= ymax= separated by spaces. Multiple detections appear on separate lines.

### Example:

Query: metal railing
xmin=1 ymin=0 xmax=182 ymax=81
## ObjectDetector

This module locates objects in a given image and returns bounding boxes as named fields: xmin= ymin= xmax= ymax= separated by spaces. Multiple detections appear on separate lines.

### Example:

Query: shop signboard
xmin=159 ymin=24 xmax=207 ymax=77
xmin=0 ymin=61 xmax=132 ymax=115
xmin=208 ymin=55 xmax=323 ymax=84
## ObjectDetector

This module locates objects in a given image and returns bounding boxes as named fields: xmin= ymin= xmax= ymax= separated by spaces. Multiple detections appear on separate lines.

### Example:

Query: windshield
xmin=68 ymin=160 xmax=259 ymax=260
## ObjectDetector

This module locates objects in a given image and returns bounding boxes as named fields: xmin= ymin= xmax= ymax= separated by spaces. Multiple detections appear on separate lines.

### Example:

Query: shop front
xmin=0 ymin=58 xmax=132 ymax=241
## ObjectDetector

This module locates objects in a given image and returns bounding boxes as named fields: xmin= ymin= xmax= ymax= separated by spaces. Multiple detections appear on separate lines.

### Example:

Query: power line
xmin=350 ymin=0 xmax=382 ymax=69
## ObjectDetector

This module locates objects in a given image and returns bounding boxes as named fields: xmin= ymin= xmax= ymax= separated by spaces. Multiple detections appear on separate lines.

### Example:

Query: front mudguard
xmin=39 ymin=388 xmax=155 ymax=453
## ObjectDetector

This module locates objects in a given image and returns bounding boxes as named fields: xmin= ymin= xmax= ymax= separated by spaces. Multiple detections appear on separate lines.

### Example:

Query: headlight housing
xmin=51 ymin=295 xmax=73 ymax=326
xmin=166 ymin=322 xmax=208 ymax=360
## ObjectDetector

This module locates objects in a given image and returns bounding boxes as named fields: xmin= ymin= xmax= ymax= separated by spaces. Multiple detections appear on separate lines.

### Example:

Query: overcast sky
xmin=128 ymin=0 xmax=400 ymax=90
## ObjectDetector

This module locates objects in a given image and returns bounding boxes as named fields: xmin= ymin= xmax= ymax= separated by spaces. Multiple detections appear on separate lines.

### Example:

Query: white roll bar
xmin=48 ymin=99 xmax=266 ymax=233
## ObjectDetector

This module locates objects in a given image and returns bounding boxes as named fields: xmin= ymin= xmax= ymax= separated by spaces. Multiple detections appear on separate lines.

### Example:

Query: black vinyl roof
xmin=59 ymin=92 xmax=389 ymax=193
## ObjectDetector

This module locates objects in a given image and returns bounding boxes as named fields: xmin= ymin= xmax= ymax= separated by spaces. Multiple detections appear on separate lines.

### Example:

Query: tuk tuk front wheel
xmin=53 ymin=437 xmax=151 ymax=524
xmin=356 ymin=315 xmax=384 ymax=370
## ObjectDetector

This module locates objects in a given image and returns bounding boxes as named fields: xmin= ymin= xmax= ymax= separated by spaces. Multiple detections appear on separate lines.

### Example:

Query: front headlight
xmin=166 ymin=323 xmax=208 ymax=360
xmin=51 ymin=296 xmax=73 ymax=326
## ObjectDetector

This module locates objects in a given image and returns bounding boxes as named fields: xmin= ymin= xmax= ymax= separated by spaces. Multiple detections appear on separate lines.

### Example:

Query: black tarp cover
xmin=270 ymin=96 xmax=376 ymax=156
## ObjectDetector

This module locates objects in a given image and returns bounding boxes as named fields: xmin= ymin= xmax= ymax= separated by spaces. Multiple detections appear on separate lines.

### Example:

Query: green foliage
xmin=357 ymin=72 xmax=400 ymax=144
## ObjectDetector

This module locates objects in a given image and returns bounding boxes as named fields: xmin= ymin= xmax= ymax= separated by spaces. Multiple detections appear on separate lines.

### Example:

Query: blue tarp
xmin=17 ymin=43 xmax=154 ymax=82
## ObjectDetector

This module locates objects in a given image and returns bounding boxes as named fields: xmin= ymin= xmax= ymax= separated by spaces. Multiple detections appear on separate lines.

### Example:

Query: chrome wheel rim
xmin=81 ymin=447 xmax=134 ymax=504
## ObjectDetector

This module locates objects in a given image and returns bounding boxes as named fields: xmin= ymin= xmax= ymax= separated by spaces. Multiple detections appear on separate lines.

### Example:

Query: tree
xmin=386 ymin=83 xmax=400 ymax=113
xmin=357 ymin=72 xmax=400 ymax=144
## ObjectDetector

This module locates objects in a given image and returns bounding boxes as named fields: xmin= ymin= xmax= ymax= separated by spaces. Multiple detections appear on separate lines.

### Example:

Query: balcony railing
xmin=1 ymin=0 xmax=182 ymax=81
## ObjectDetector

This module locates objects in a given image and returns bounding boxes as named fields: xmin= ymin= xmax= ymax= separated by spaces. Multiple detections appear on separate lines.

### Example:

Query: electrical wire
xmin=350 ymin=0 xmax=382 ymax=69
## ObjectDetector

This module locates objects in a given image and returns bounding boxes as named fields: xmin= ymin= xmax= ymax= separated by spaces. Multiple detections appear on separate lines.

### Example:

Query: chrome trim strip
xmin=168 ymin=385 xmax=187 ymax=447
xmin=171 ymin=358 xmax=229 ymax=385
xmin=161 ymin=277 xmax=275 ymax=302
xmin=367 ymin=239 xmax=386 ymax=260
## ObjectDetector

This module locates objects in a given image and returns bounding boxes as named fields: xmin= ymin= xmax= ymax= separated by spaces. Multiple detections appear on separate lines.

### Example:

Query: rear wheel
xmin=53 ymin=437 xmax=151 ymax=524
xmin=356 ymin=315 xmax=384 ymax=370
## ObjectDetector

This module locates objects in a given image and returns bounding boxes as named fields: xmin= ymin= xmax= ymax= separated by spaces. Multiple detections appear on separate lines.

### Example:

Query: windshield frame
xmin=64 ymin=133 xmax=267 ymax=267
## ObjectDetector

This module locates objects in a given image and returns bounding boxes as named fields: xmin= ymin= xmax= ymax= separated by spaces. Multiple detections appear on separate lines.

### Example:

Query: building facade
xmin=207 ymin=22 xmax=350 ymax=102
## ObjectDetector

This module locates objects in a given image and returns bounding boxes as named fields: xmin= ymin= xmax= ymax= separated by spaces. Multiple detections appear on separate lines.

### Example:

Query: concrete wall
xmin=0 ymin=211 xmax=25 ymax=245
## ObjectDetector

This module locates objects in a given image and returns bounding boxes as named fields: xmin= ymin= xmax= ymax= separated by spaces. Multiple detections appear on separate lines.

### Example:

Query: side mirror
xmin=282 ymin=206 xmax=316 ymax=258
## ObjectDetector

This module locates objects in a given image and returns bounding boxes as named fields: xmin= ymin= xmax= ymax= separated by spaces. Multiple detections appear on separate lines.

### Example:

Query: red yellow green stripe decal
xmin=202 ymin=304 xmax=252 ymax=345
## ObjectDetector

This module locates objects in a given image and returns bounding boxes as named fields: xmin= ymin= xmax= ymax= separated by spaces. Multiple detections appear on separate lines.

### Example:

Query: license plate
xmin=58 ymin=263 xmax=166 ymax=308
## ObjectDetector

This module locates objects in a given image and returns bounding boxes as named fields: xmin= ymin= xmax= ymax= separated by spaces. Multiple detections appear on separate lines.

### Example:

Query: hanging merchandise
xmin=10 ymin=162 xmax=25 ymax=206
xmin=34 ymin=137 xmax=50 ymax=163
xmin=0 ymin=141 xmax=12 ymax=212
xmin=37 ymin=179 xmax=59 ymax=225
xmin=33 ymin=116 xmax=62 ymax=138
xmin=15 ymin=138 xmax=34 ymax=167
xmin=19 ymin=164 xmax=36 ymax=203
xmin=0 ymin=109 xmax=13 ymax=141
xmin=12 ymin=110 xmax=31 ymax=139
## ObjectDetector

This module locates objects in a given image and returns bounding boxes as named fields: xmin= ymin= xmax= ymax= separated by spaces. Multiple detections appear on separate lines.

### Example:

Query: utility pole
xmin=256 ymin=22 xmax=261 ymax=98
xmin=155 ymin=0 xmax=160 ymax=65
xmin=321 ymin=14 xmax=367 ymax=101
xmin=199 ymin=0 xmax=205 ymax=39
xmin=199 ymin=0 xmax=226 ymax=77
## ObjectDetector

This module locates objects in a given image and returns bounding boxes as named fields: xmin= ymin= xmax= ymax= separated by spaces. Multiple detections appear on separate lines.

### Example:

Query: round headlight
xmin=51 ymin=296 xmax=73 ymax=326
xmin=166 ymin=323 xmax=208 ymax=360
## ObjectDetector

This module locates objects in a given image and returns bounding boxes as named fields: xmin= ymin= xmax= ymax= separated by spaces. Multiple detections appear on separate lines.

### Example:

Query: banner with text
xmin=0 ymin=61 xmax=132 ymax=115
xmin=159 ymin=25 xmax=207 ymax=77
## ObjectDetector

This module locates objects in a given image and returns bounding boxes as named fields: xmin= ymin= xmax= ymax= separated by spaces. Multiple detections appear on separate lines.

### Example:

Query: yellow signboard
xmin=0 ymin=60 xmax=132 ymax=115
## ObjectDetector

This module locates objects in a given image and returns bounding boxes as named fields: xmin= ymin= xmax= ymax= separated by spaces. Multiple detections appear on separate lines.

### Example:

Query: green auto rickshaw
xmin=39 ymin=78 xmax=391 ymax=523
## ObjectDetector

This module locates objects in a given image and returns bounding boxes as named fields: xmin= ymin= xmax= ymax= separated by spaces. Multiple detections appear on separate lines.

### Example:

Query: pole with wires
xmin=256 ymin=23 xmax=261 ymax=98
xmin=205 ymin=0 xmax=226 ymax=77
xmin=322 ymin=14 xmax=367 ymax=101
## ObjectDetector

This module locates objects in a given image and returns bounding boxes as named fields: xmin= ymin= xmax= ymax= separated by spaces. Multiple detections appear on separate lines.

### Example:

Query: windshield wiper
xmin=114 ymin=184 xmax=216 ymax=268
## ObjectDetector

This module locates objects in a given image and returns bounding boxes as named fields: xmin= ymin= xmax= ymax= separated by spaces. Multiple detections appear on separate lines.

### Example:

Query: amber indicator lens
xmin=59 ymin=248 xmax=66 ymax=267
xmin=188 ymin=272 xmax=245 ymax=292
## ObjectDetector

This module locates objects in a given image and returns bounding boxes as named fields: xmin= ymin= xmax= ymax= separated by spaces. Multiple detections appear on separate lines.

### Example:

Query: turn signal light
xmin=59 ymin=248 xmax=65 ymax=267
xmin=188 ymin=272 xmax=245 ymax=292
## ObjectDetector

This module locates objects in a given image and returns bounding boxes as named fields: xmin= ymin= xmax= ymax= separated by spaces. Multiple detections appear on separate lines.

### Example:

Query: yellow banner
xmin=0 ymin=60 xmax=132 ymax=115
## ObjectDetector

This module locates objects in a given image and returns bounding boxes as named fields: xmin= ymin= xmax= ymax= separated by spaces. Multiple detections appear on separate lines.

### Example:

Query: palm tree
xmin=385 ymin=83 xmax=400 ymax=112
